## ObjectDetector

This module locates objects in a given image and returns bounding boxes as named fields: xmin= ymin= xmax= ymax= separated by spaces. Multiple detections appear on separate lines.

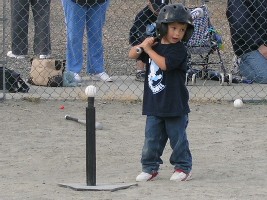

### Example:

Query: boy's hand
xmin=141 ymin=37 xmax=157 ymax=53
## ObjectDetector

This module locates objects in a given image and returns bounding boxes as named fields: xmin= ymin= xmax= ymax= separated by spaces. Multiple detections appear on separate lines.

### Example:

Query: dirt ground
xmin=0 ymin=99 xmax=266 ymax=200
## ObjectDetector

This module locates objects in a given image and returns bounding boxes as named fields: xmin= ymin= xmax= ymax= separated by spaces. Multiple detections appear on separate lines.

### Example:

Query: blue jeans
xmin=141 ymin=115 xmax=192 ymax=174
xmin=240 ymin=50 xmax=267 ymax=84
xmin=61 ymin=0 xmax=109 ymax=74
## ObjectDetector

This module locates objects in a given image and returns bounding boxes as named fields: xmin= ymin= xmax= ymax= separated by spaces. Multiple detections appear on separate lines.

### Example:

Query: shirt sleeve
xmin=164 ymin=43 xmax=188 ymax=72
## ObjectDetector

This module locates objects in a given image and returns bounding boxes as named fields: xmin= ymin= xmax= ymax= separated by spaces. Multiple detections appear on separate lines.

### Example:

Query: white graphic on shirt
xmin=148 ymin=59 xmax=165 ymax=94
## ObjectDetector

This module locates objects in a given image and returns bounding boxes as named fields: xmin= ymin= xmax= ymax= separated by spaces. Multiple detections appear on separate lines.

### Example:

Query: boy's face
xmin=162 ymin=22 xmax=188 ymax=44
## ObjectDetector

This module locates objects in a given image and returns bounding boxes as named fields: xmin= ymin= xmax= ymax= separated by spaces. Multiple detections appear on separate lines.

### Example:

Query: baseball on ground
xmin=234 ymin=99 xmax=243 ymax=108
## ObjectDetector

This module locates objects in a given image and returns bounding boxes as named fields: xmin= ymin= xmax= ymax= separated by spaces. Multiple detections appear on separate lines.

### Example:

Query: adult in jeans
xmin=61 ymin=0 xmax=112 ymax=82
xmin=7 ymin=0 xmax=51 ymax=59
xmin=226 ymin=0 xmax=267 ymax=83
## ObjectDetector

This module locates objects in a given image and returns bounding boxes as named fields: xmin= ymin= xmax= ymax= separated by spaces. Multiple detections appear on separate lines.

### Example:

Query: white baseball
xmin=234 ymin=99 xmax=243 ymax=108
xmin=85 ymin=85 xmax=97 ymax=97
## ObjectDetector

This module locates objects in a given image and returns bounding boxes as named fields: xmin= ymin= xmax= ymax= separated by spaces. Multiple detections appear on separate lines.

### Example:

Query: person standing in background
xmin=7 ymin=0 xmax=51 ymax=59
xmin=129 ymin=0 xmax=169 ymax=82
xmin=61 ymin=0 xmax=112 ymax=83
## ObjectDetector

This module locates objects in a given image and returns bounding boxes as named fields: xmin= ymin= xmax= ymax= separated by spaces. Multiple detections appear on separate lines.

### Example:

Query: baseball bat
xmin=136 ymin=7 xmax=204 ymax=54
xmin=65 ymin=115 xmax=86 ymax=124
xmin=65 ymin=115 xmax=103 ymax=130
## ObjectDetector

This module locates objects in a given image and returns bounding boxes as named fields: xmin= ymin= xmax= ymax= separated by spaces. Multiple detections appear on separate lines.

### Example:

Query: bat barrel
xmin=65 ymin=115 xmax=102 ymax=128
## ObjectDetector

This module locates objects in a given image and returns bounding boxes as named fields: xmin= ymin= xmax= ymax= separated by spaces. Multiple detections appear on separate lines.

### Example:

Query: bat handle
xmin=136 ymin=47 xmax=143 ymax=54
xmin=65 ymin=115 xmax=78 ymax=122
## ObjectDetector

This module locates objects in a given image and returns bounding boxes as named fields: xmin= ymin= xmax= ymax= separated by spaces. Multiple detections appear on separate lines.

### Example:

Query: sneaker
xmin=92 ymin=72 xmax=113 ymax=82
xmin=7 ymin=51 xmax=25 ymax=59
xmin=170 ymin=169 xmax=192 ymax=181
xmin=136 ymin=171 xmax=158 ymax=182
xmin=39 ymin=54 xmax=51 ymax=59
xmin=73 ymin=73 xmax=82 ymax=83
xmin=135 ymin=71 xmax=145 ymax=82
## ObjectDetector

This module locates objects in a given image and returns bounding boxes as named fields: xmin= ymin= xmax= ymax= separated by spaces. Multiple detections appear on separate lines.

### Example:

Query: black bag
xmin=0 ymin=67 xmax=30 ymax=93
xmin=71 ymin=0 xmax=106 ymax=6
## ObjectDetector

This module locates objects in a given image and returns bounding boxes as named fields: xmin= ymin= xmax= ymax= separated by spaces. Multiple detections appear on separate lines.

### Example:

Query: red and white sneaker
xmin=170 ymin=169 xmax=192 ymax=181
xmin=136 ymin=172 xmax=158 ymax=182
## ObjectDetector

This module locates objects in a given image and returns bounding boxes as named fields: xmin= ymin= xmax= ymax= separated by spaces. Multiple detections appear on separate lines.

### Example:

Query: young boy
xmin=129 ymin=0 xmax=169 ymax=82
xmin=128 ymin=3 xmax=194 ymax=182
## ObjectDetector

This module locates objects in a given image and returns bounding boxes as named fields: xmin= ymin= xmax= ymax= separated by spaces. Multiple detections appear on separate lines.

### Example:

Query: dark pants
xmin=10 ymin=0 xmax=51 ymax=55
xmin=141 ymin=115 xmax=192 ymax=174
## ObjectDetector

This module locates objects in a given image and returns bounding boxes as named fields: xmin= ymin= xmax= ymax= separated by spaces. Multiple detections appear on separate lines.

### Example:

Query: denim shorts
xmin=240 ymin=50 xmax=267 ymax=84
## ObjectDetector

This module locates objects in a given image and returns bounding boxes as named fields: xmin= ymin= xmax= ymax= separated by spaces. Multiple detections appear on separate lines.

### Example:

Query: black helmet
xmin=156 ymin=3 xmax=194 ymax=42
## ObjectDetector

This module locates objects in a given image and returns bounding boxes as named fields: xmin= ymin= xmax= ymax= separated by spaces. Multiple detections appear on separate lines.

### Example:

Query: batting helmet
xmin=156 ymin=3 xmax=194 ymax=42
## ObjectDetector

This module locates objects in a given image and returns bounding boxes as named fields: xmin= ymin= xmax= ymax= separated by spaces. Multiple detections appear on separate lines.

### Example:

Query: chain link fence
xmin=1 ymin=0 xmax=267 ymax=101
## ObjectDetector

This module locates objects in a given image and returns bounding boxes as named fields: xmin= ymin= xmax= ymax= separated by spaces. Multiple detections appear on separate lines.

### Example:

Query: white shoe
xmin=39 ymin=54 xmax=51 ymax=59
xmin=136 ymin=172 xmax=158 ymax=182
xmin=73 ymin=73 xmax=82 ymax=83
xmin=170 ymin=170 xmax=192 ymax=181
xmin=7 ymin=51 xmax=25 ymax=59
xmin=92 ymin=72 xmax=113 ymax=82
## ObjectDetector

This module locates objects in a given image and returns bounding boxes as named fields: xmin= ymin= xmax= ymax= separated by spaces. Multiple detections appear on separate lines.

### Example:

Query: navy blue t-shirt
xmin=142 ymin=41 xmax=190 ymax=117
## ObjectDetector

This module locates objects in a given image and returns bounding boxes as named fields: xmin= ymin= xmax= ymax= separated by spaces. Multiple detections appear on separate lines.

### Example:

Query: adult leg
xmin=61 ymin=0 xmax=86 ymax=73
xmin=165 ymin=115 xmax=192 ymax=174
xmin=31 ymin=0 xmax=51 ymax=55
xmin=86 ymin=1 xmax=110 ymax=74
xmin=10 ymin=0 xmax=29 ymax=55
xmin=141 ymin=116 xmax=168 ymax=174
xmin=240 ymin=50 xmax=267 ymax=84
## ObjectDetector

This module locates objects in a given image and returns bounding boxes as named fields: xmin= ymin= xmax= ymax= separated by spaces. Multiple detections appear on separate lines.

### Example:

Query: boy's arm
xmin=128 ymin=45 xmax=143 ymax=59
xmin=146 ymin=49 xmax=166 ymax=71
xmin=142 ymin=38 xmax=166 ymax=71
xmin=128 ymin=37 xmax=150 ymax=59
xmin=129 ymin=37 xmax=166 ymax=70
